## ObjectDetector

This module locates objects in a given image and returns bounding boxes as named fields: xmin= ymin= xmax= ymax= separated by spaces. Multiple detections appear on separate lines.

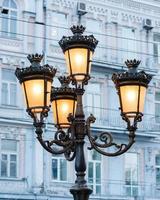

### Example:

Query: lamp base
xmin=70 ymin=185 xmax=92 ymax=200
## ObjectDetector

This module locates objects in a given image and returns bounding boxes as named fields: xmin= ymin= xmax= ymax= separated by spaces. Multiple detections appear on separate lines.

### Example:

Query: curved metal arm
xmin=35 ymin=125 xmax=76 ymax=157
xmin=86 ymin=114 xmax=136 ymax=157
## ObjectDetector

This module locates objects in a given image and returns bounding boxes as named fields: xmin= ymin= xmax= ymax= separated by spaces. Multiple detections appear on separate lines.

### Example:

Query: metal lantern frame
xmin=15 ymin=54 xmax=56 ymax=120
xmin=51 ymin=76 xmax=77 ymax=129
xmin=59 ymin=25 xmax=98 ymax=86
xmin=15 ymin=26 xmax=152 ymax=200
xmin=112 ymin=59 xmax=152 ymax=130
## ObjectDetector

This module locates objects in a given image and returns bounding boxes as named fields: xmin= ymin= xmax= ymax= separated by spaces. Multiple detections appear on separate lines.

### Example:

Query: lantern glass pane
xmin=22 ymin=79 xmax=51 ymax=113
xmin=64 ymin=48 xmax=93 ymax=81
xmin=139 ymin=86 xmax=146 ymax=113
xmin=52 ymin=99 xmax=76 ymax=128
xmin=120 ymin=85 xmax=146 ymax=115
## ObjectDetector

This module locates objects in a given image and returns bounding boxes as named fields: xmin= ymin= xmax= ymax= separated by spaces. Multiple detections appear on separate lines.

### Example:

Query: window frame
xmin=121 ymin=26 xmax=137 ymax=63
xmin=51 ymin=154 xmax=68 ymax=182
xmin=1 ymin=0 xmax=18 ymax=38
xmin=0 ymin=139 xmax=19 ymax=179
xmin=153 ymin=33 xmax=160 ymax=64
xmin=87 ymin=150 xmax=102 ymax=195
xmin=85 ymin=82 xmax=102 ymax=120
xmin=51 ymin=12 xmax=68 ymax=40
xmin=124 ymin=152 xmax=139 ymax=197
xmin=1 ymin=68 xmax=17 ymax=107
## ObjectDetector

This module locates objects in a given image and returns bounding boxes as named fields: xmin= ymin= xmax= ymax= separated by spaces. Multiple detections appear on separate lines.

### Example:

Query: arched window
xmin=1 ymin=0 xmax=17 ymax=38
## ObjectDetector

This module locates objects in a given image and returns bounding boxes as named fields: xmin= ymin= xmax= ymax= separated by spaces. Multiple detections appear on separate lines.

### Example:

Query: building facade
xmin=0 ymin=0 xmax=160 ymax=199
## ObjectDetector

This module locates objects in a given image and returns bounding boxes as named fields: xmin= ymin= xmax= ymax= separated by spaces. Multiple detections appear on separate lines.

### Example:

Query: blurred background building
xmin=0 ymin=0 xmax=160 ymax=199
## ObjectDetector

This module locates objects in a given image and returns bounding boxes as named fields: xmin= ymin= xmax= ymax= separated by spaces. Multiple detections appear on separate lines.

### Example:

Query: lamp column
xmin=70 ymin=88 xmax=92 ymax=200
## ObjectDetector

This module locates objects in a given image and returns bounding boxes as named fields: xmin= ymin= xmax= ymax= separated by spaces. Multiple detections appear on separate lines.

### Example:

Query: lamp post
xmin=15 ymin=25 xmax=152 ymax=200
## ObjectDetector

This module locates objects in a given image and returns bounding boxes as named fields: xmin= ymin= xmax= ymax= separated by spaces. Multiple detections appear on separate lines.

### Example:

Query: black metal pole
xmin=70 ymin=88 xmax=92 ymax=200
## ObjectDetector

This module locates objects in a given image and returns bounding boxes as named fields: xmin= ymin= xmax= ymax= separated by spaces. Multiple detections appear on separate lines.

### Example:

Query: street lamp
xmin=15 ymin=25 xmax=152 ymax=200
xmin=59 ymin=25 xmax=98 ymax=84
xmin=51 ymin=76 xmax=77 ymax=130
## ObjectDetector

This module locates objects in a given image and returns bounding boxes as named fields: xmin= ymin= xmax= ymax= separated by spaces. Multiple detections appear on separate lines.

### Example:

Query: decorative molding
xmin=47 ymin=0 xmax=160 ymax=29
xmin=51 ymin=0 xmax=75 ymax=9
xmin=0 ymin=37 xmax=23 ymax=52
xmin=0 ymin=126 xmax=23 ymax=140
xmin=0 ymin=55 xmax=22 ymax=66
xmin=87 ymin=5 xmax=108 ymax=14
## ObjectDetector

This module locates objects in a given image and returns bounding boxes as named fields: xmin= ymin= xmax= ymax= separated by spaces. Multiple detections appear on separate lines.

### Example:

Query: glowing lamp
xmin=59 ymin=25 xmax=98 ymax=83
xmin=112 ymin=60 xmax=152 ymax=123
xmin=51 ymin=76 xmax=77 ymax=129
xmin=15 ymin=54 xmax=56 ymax=118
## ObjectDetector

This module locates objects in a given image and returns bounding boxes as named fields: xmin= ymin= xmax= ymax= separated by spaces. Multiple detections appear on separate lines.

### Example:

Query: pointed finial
xmin=58 ymin=76 xmax=71 ymax=87
xmin=70 ymin=25 xmax=85 ymax=35
xmin=125 ymin=59 xmax=141 ymax=69
xmin=27 ymin=54 xmax=43 ymax=64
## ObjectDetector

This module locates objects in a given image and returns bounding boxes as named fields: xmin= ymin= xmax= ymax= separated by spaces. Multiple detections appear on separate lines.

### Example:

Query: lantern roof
xmin=59 ymin=25 xmax=98 ymax=52
xmin=112 ymin=59 xmax=152 ymax=87
xmin=15 ymin=54 xmax=56 ymax=83
xmin=51 ymin=76 xmax=77 ymax=100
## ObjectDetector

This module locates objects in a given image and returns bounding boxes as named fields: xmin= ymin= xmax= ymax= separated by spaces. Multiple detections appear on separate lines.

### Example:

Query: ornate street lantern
xmin=112 ymin=60 xmax=152 ymax=126
xmin=59 ymin=25 xmax=98 ymax=84
xmin=15 ymin=54 xmax=56 ymax=118
xmin=15 ymin=27 xmax=152 ymax=200
xmin=51 ymin=76 xmax=77 ymax=129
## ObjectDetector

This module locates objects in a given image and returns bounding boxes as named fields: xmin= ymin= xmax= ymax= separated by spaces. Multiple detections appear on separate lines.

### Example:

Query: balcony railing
xmin=84 ymin=106 xmax=160 ymax=134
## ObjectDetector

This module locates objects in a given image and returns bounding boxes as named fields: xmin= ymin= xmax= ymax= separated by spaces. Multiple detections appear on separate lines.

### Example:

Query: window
xmin=121 ymin=27 xmax=136 ymax=62
xmin=156 ymin=155 xmax=160 ymax=186
xmin=1 ymin=0 xmax=17 ymax=38
xmin=0 ymin=139 xmax=18 ymax=178
xmin=1 ymin=68 xmax=17 ymax=106
xmin=88 ymin=150 xmax=101 ymax=195
xmin=52 ymin=154 xmax=67 ymax=181
xmin=86 ymin=83 xmax=101 ymax=119
xmin=51 ymin=12 xmax=68 ymax=40
xmin=153 ymin=34 xmax=160 ymax=64
xmin=155 ymin=92 xmax=160 ymax=123
xmin=86 ymin=19 xmax=103 ymax=60
xmin=125 ymin=152 xmax=139 ymax=197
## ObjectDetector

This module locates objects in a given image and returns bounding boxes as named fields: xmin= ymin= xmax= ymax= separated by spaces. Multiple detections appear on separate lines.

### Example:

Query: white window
xmin=1 ymin=0 xmax=17 ymax=38
xmin=0 ymin=139 xmax=18 ymax=178
xmin=51 ymin=12 xmax=68 ymax=40
xmin=125 ymin=152 xmax=139 ymax=197
xmin=155 ymin=92 xmax=160 ymax=123
xmin=153 ymin=34 xmax=160 ymax=64
xmin=1 ymin=68 xmax=17 ymax=106
xmin=121 ymin=27 xmax=136 ymax=62
xmin=52 ymin=154 xmax=67 ymax=181
xmin=88 ymin=150 xmax=101 ymax=195
xmin=85 ymin=83 xmax=101 ymax=119
xmin=86 ymin=19 xmax=103 ymax=60
xmin=155 ymin=155 xmax=160 ymax=186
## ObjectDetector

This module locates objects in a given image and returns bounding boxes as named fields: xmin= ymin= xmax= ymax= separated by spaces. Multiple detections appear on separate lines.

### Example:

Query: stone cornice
xmin=49 ymin=0 xmax=160 ymax=18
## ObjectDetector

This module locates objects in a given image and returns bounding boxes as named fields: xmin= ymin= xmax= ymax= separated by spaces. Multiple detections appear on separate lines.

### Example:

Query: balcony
xmin=93 ymin=45 xmax=157 ymax=75
xmin=84 ymin=106 xmax=160 ymax=136
xmin=91 ymin=180 xmax=160 ymax=200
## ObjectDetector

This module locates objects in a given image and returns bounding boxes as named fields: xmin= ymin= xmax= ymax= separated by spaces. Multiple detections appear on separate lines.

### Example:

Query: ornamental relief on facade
xmin=0 ymin=38 xmax=22 ymax=51
xmin=0 ymin=126 xmax=23 ymax=139
xmin=0 ymin=55 xmax=22 ymax=67
xmin=50 ymin=0 xmax=160 ymax=16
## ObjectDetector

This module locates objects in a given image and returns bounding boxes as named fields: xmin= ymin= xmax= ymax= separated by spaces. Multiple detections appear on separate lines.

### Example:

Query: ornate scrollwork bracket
xmin=34 ymin=120 xmax=76 ymax=161
xmin=86 ymin=114 xmax=136 ymax=157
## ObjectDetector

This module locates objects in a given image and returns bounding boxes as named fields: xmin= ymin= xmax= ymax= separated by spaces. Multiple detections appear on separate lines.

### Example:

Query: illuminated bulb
xmin=61 ymin=103 xmax=69 ymax=113
xmin=32 ymin=84 xmax=42 ymax=95
xmin=74 ymin=54 xmax=83 ymax=67
xmin=126 ymin=90 xmax=136 ymax=102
